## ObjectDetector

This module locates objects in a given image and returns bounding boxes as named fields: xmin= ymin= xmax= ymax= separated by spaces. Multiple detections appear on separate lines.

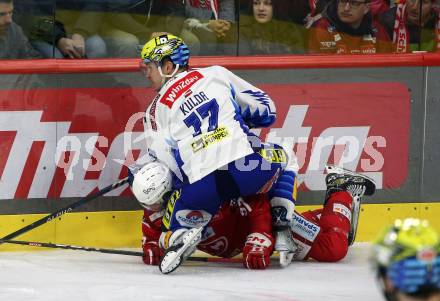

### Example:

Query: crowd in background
xmin=0 ymin=0 xmax=439 ymax=59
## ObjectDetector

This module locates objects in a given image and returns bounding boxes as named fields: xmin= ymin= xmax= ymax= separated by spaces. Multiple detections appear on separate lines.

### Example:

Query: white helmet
xmin=130 ymin=161 xmax=172 ymax=210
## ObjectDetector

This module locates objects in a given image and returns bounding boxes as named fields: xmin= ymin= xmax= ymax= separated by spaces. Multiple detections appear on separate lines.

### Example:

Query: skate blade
xmin=159 ymin=227 xmax=203 ymax=274
xmin=160 ymin=250 xmax=182 ymax=274
xmin=279 ymin=251 xmax=294 ymax=268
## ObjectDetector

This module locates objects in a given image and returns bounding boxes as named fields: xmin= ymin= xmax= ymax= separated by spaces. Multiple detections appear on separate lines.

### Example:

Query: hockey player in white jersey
xmin=136 ymin=34 xmax=297 ymax=274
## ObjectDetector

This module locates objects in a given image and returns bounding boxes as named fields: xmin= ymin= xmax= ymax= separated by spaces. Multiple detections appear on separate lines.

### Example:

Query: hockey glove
xmin=243 ymin=232 xmax=274 ymax=270
xmin=142 ymin=241 xmax=163 ymax=265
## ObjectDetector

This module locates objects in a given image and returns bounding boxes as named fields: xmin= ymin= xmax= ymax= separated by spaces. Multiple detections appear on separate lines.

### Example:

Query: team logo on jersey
xmin=160 ymin=71 xmax=203 ymax=108
xmin=176 ymin=209 xmax=211 ymax=227
xmin=191 ymin=127 xmax=229 ymax=153
xmin=198 ymin=237 xmax=228 ymax=256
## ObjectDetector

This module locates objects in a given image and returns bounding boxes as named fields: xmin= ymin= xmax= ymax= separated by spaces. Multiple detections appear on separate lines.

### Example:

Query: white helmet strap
xmin=158 ymin=63 xmax=180 ymax=87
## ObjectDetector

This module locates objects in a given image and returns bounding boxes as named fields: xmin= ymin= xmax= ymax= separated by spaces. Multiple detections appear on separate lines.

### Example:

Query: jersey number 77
xmin=183 ymin=98 xmax=219 ymax=137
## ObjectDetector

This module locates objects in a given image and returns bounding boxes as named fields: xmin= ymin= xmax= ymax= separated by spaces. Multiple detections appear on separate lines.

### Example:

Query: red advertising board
xmin=259 ymin=82 xmax=410 ymax=191
xmin=0 ymin=82 xmax=410 ymax=199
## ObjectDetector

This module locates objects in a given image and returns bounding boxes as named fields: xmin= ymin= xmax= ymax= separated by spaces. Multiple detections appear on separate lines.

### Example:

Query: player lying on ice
xmin=129 ymin=163 xmax=376 ymax=270
xmin=137 ymin=33 xmax=299 ymax=274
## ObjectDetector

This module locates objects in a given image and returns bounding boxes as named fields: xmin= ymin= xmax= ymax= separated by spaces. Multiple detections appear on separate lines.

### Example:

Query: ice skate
xmin=159 ymin=227 xmax=203 ymax=274
xmin=274 ymin=227 xmax=297 ymax=267
xmin=325 ymin=165 xmax=376 ymax=245
xmin=325 ymin=165 xmax=375 ymax=198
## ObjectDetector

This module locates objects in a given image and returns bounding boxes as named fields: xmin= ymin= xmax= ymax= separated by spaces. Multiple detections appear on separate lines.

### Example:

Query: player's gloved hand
xmin=142 ymin=241 xmax=163 ymax=265
xmin=243 ymin=232 xmax=274 ymax=270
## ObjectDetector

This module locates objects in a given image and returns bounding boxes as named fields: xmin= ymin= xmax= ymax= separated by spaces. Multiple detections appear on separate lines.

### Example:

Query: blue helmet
xmin=141 ymin=34 xmax=190 ymax=67
xmin=373 ymin=218 xmax=440 ymax=299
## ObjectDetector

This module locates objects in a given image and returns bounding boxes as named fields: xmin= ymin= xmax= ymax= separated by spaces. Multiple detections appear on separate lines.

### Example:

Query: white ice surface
xmin=0 ymin=243 xmax=384 ymax=301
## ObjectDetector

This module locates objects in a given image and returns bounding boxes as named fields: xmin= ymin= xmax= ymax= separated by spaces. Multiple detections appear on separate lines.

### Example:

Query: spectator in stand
xmin=105 ymin=0 xmax=185 ymax=45
xmin=0 ymin=0 xmax=41 ymax=59
xmin=63 ymin=1 xmax=139 ymax=58
xmin=14 ymin=0 xmax=184 ymax=58
xmin=308 ymin=0 xmax=392 ymax=54
xmin=64 ymin=0 xmax=188 ymax=58
xmin=14 ymin=0 xmax=106 ymax=58
xmin=180 ymin=0 xmax=237 ymax=55
xmin=379 ymin=0 xmax=440 ymax=52
xmin=239 ymin=0 xmax=305 ymax=55
xmin=301 ymin=0 xmax=389 ymax=24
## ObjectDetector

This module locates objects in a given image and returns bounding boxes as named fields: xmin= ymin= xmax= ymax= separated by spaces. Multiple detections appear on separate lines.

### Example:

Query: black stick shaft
xmin=6 ymin=240 xmax=143 ymax=256
xmin=0 ymin=178 xmax=129 ymax=244
xmin=4 ymin=239 xmax=242 ymax=263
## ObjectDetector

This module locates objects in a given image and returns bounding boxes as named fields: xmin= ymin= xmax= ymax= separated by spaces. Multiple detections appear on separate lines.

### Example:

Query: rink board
xmin=1 ymin=202 xmax=439 ymax=252
xmin=1 ymin=54 xmax=440 ymax=254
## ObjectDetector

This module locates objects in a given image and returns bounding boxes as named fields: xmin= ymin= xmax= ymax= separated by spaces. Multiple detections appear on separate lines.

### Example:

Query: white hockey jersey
xmin=143 ymin=65 xmax=276 ymax=184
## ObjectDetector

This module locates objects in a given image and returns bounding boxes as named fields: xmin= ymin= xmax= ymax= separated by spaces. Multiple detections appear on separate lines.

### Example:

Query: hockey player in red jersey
xmin=137 ymin=165 xmax=376 ymax=269
xmin=141 ymin=193 xmax=274 ymax=268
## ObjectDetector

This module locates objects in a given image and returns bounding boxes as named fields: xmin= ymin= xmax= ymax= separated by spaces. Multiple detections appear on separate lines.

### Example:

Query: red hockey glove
xmin=243 ymin=232 xmax=274 ymax=270
xmin=142 ymin=241 xmax=163 ymax=265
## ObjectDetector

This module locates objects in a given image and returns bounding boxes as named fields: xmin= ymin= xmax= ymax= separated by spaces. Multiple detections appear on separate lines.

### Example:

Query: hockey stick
xmin=0 ymin=177 xmax=129 ymax=245
xmin=3 ymin=239 xmax=243 ymax=263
